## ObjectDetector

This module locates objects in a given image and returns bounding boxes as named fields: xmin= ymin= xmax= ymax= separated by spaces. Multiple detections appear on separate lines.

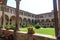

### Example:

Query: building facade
xmin=37 ymin=12 xmax=54 ymax=28
xmin=0 ymin=5 xmax=36 ymax=27
xmin=0 ymin=1 xmax=54 ymax=28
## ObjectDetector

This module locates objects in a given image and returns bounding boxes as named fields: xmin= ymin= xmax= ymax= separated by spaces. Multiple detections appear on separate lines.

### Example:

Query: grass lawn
xmin=20 ymin=28 xmax=55 ymax=37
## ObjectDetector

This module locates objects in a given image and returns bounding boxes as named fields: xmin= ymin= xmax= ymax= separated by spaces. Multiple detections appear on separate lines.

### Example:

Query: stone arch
xmin=35 ymin=20 xmax=37 ymax=24
xmin=5 ymin=15 xmax=9 ymax=25
xmin=0 ymin=15 xmax=9 ymax=27
xmin=51 ymin=18 xmax=54 ymax=22
xmin=41 ymin=19 xmax=45 ymax=22
xmin=31 ymin=19 xmax=35 ymax=24
xmin=45 ymin=19 xmax=51 ymax=28
xmin=10 ymin=16 xmax=16 ymax=25
xmin=19 ymin=17 xmax=22 ymax=22
xmin=32 ymin=19 xmax=34 ymax=23
xmin=28 ymin=18 xmax=31 ymax=24
xmin=1 ymin=15 xmax=9 ymax=25
xmin=23 ymin=18 xmax=27 ymax=22
xmin=46 ymin=19 xmax=50 ymax=22
xmin=20 ymin=18 xmax=27 ymax=27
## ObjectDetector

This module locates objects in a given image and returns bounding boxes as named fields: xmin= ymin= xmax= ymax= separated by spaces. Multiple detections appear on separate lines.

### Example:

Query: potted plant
xmin=27 ymin=25 xmax=35 ymax=34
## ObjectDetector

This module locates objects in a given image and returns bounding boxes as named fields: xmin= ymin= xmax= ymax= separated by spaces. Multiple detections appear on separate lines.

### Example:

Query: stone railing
xmin=0 ymin=29 xmax=56 ymax=40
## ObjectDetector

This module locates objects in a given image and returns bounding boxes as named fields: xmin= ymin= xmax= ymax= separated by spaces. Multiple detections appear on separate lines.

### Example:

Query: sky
xmin=7 ymin=0 xmax=53 ymax=14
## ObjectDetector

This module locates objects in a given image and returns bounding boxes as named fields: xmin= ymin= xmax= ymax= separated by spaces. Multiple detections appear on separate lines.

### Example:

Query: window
xmin=49 ymin=14 xmax=52 ymax=17
xmin=28 ymin=14 xmax=31 ymax=17
xmin=32 ymin=14 xmax=35 ymax=17
xmin=5 ymin=7 xmax=9 ymax=12
xmin=40 ymin=15 xmax=43 ymax=18
xmin=9 ymin=8 xmax=11 ymax=13
xmin=12 ymin=9 xmax=15 ymax=14
xmin=51 ymin=19 xmax=54 ymax=22
xmin=28 ymin=19 xmax=31 ymax=23
xmin=46 ymin=19 xmax=50 ymax=22
xmin=24 ymin=12 xmax=28 ymax=16
xmin=19 ymin=11 xmax=23 ymax=15
xmin=41 ymin=19 xmax=44 ymax=22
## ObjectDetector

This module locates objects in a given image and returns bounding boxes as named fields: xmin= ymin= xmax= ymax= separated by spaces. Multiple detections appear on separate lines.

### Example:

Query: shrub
xmin=5 ymin=24 xmax=16 ymax=30
xmin=28 ymin=25 xmax=34 ymax=28
xmin=21 ymin=23 xmax=27 ymax=28
xmin=5 ymin=24 xmax=11 ymax=29
xmin=10 ymin=25 xmax=16 ymax=30
xmin=22 ymin=25 xmax=25 ymax=28
xmin=35 ymin=23 xmax=41 ymax=29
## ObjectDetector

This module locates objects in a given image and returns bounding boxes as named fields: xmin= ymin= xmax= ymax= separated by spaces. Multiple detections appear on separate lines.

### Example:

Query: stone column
xmin=15 ymin=0 xmax=21 ymax=31
xmin=1 ymin=0 xmax=6 ymax=29
xmin=53 ymin=0 xmax=60 ymax=40
xmin=14 ymin=1 xmax=21 ymax=40
xmin=22 ymin=12 xmax=24 ymax=26
xmin=57 ymin=0 xmax=60 ymax=40
xmin=8 ymin=17 xmax=10 ymax=25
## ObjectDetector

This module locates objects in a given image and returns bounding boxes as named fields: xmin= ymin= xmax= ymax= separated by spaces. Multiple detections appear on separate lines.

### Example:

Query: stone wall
xmin=0 ymin=30 xmax=56 ymax=40
xmin=16 ymin=32 xmax=56 ymax=40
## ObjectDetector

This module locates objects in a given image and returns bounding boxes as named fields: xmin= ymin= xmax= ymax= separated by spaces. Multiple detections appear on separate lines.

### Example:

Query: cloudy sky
xmin=7 ymin=0 xmax=53 ymax=14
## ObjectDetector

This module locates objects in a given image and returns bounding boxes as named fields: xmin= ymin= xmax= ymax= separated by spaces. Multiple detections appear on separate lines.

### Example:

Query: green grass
xmin=20 ymin=28 xmax=55 ymax=37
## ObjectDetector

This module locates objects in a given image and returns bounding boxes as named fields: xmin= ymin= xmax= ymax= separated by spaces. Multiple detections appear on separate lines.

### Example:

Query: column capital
xmin=15 ymin=0 xmax=21 ymax=5
xmin=15 ymin=0 xmax=21 ymax=2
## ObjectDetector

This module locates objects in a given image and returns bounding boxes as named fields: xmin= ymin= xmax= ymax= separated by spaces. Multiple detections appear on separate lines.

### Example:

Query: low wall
xmin=0 ymin=30 xmax=56 ymax=40
xmin=16 ymin=32 xmax=56 ymax=40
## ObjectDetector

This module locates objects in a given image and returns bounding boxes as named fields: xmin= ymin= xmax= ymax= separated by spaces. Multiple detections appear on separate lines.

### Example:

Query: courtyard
xmin=0 ymin=0 xmax=59 ymax=40
xmin=20 ymin=28 xmax=55 ymax=36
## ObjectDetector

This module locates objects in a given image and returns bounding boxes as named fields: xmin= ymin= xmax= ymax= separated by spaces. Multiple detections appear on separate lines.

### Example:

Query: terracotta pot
xmin=27 ymin=28 xmax=35 ymax=34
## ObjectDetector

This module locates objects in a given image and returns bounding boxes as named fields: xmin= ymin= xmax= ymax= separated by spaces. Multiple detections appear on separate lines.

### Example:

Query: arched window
xmin=35 ymin=20 xmax=37 ymax=24
xmin=32 ymin=19 xmax=34 ymax=23
xmin=41 ymin=19 xmax=45 ymax=22
xmin=28 ymin=19 xmax=30 ymax=22
xmin=46 ymin=19 xmax=50 ymax=22
xmin=51 ymin=19 xmax=54 ymax=22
